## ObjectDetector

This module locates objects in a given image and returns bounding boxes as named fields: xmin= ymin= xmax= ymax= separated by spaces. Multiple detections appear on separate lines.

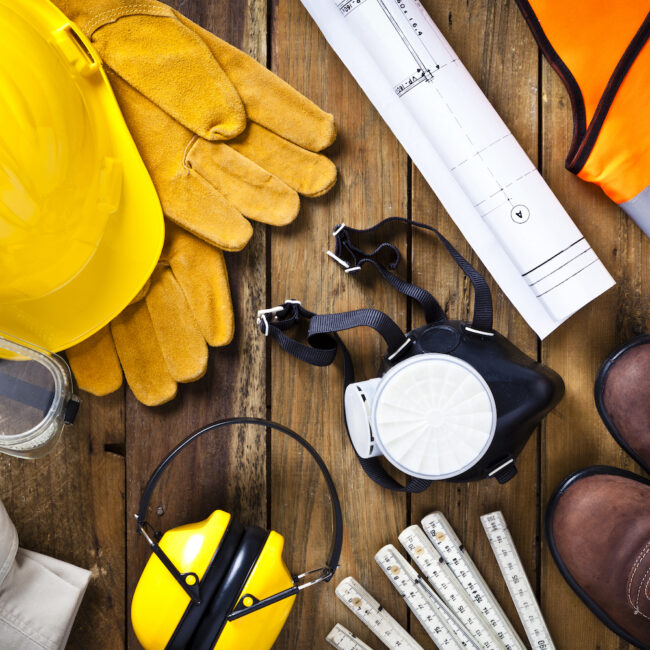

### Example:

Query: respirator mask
xmin=258 ymin=218 xmax=564 ymax=492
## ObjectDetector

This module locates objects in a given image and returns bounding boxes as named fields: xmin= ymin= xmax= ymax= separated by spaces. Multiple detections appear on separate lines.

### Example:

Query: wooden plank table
xmin=1 ymin=1 xmax=647 ymax=648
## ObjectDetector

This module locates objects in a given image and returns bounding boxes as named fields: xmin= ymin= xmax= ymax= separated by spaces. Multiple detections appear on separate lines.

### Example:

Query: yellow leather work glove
xmin=66 ymin=223 xmax=234 ymax=406
xmin=56 ymin=0 xmax=338 ymax=405
xmin=53 ymin=0 xmax=337 ymax=252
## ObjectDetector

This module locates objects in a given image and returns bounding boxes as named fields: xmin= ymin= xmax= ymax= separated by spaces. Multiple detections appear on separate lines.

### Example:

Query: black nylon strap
xmin=259 ymin=303 xmax=431 ymax=493
xmin=0 ymin=370 xmax=55 ymax=415
xmin=136 ymin=417 xmax=343 ymax=591
xmin=309 ymin=310 xmax=407 ymax=352
xmin=332 ymin=217 xmax=493 ymax=331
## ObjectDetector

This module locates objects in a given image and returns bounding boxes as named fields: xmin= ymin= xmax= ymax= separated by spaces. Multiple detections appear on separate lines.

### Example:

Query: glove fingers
xmin=228 ymin=123 xmax=338 ymax=197
xmin=188 ymin=138 xmax=300 ymax=226
xmin=145 ymin=265 xmax=208 ymax=383
xmin=87 ymin=7 xmax=246 ymax=140
xmin=107 ymin=72 xmax=254 ymax=252
xmin=65 ymin=326 xmax=123 ymax=397
xmin=164 ymin=172 xmax=253 ymax=252
xmin=111 ymin=301 xmax=177 ymax=406
xmin=174 ymin=11 xmax=336 ymax=152
xmin=164 ymin=223 xmax=235 ymax=347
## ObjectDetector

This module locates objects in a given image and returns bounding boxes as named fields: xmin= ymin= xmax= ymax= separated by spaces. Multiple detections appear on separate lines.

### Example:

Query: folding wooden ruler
xmin=327 ymin=623 xmax=375 ymax=650
xmin=335 ymin=576 xmax=424 ymax=650
xmin=375 ymin=544 xmax=480 ymax=649
xmin=421 ymin=512 xmax=525 ymax=650
xmin=399 ymin=525 xmax=504 ymax=649
xmin=481 ymin=511 xmax=555 ymax=650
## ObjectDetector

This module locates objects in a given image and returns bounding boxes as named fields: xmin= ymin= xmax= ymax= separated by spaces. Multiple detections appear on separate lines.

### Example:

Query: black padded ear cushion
xmin=166 ymin=519 xmax=245 ymax=650
xmin=189 ymin=525 xmax=269 ymax=650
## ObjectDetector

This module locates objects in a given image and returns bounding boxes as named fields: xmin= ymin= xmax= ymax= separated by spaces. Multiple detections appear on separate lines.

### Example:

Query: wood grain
xmin=122 ymin=2 xmax=269 ymax=648
xmin=2 ymin=2 xmax=646 ymax=649
xmin=269 ymin=1 xmax=410 ymax=646
xmin=409 ymin=1 xmax=540 ymax=646
xmin=0 ymin=392 xmax=126 ymax=648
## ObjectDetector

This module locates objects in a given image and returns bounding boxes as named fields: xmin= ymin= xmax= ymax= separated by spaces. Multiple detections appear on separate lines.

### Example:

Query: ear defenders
xmin=131 ymin=417 xmax=343 ymax=650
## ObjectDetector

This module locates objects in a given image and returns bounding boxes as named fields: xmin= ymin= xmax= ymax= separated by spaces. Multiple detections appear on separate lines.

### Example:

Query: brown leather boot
xmin=595 ymin=334 xmax=650 ymax=472
xmin=547 ymin=467 xmax=650 ymax=649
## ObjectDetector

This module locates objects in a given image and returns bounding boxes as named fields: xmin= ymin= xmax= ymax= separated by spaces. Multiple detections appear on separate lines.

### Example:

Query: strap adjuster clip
xmin=386 ymin=337 xmax=413 ymax=362
xmin=326 ymin=250 xmax=361 ymax=273
xmin=256 ymin=301 xmax=301 ymax=336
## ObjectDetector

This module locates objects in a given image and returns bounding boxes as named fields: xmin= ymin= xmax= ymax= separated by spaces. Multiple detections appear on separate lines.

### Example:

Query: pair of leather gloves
xmin=59 ymin=0 xmax=338 ymax=405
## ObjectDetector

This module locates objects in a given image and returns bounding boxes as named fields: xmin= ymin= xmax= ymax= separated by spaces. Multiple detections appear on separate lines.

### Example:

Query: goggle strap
xmin=0 ymin=369 xmax=54 ymax=415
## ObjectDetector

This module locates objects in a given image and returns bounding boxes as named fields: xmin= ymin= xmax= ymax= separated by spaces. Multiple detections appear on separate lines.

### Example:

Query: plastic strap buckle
xmin=386 ymin=337 xmax=413 ymax=362
xmin=487 ymin=457 xmax=517 ymax=484
xmin=256 ymin=301 xmax=301 ymax=336
xmin=326 ymin=250 xmax=361 ymax=273
xmin=464 ymin=325 xmax=494 ymax=337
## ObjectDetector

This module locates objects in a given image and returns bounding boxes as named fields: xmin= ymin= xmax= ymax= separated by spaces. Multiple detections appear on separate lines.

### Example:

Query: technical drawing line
xmin=300 ymin=0 xmax=615 ymax=337
xmin=522 ymin=237 xmax=585 ymax=276
xmin=535 ymin=259 xmax=599 ymax=297
xmin=528 ymin=247 xmax=592 ymax=287
xmin=377 ymin=0 xmax=432 ymax=72
xmin=337 ymin=0 xmax=367 ymax=15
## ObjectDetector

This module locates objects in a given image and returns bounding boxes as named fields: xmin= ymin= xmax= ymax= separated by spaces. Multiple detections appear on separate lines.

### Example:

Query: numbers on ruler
xmin=327 ymin=623 xmax=375 ymax=650
xmin=335 ymin=577 xmax=424 ymax=650
xmin=422 ymin=513 xmax=526 ymax=650
xmin=480 ymin=511 xmax=555 ymax=650
xmin=399 ymin=526 xmax=506 ymax=650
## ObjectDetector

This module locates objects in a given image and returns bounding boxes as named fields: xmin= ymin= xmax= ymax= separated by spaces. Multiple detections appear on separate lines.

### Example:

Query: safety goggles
xmin=0 ymin=335 xmax=79 ymax=459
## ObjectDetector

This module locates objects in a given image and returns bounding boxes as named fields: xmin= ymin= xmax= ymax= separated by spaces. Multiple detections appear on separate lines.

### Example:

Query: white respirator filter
xmin=344 ymin=353 xmax=497 ymax=479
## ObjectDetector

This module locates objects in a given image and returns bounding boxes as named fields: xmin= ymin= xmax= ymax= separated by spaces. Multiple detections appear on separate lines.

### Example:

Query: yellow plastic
xmin=131 ymin=510 xmax=296 ymax=650
xmin=214 ymin=530 xmax=295 ymax=650
xmin=0 ymin=0 xmax=163 ymax=352
xmin=131 ymin=510 xmax=232 ymax=649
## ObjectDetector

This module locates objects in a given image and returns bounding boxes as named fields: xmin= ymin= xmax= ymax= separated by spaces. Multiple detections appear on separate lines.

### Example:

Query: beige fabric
xmin=0 ymin=501 xmax=90 ymax=650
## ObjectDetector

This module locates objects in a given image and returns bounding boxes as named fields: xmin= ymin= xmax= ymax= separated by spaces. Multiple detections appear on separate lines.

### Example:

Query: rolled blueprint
xmin=300 ymin=0 xmax=615 ymax=338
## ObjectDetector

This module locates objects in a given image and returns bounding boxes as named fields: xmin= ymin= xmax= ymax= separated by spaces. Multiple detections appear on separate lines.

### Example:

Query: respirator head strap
xmin=256 ymin=300 xmax=339 ymax=367
xmin=136 ymin=418 xmax=343 ymax=619
xmin=329 ymin=217 xmax=494 ymax=332
xmin=328 ymin=222 xmax=446 ymax=324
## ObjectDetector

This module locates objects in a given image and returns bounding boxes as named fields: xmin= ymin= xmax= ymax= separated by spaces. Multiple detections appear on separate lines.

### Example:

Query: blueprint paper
xmin=301 ymin=0 xmax=615 ymax=338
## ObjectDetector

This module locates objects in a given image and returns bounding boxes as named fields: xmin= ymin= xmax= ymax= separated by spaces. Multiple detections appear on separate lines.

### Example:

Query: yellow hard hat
xmin=0 ymin=0 xmax=163 ymax=352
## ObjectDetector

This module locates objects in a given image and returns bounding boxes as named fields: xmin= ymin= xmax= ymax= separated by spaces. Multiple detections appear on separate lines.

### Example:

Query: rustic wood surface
xmin=0 ymin=0 xmax=647 ymax=649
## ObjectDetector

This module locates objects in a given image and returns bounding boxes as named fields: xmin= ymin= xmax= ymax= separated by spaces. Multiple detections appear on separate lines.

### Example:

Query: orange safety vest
xmin=515 ymin=0 xmax=650 ymax=236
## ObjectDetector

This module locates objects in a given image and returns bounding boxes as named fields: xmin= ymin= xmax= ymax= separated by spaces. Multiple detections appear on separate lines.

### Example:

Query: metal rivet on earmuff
xmin=185 ymin=574 xmax=197 ymax=585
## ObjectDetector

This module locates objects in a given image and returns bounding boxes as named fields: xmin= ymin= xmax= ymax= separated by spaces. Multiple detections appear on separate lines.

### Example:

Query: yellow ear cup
xmin=213 ymin=530 xmax=295 ymax=650
xmin=131 ymin=510 xmax=231 ymax=649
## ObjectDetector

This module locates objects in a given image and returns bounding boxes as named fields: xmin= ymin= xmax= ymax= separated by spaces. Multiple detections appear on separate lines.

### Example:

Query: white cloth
xmin=0 ymin=499 xmax=91 ymax=650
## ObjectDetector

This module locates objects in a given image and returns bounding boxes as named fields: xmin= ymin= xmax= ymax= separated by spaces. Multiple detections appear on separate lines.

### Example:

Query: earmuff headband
xmin=135 ymin=417 xmax=343 ymax=618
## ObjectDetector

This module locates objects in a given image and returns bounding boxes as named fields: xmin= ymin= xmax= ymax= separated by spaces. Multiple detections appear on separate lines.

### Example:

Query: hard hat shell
xmin=0 ymin=0 xmax=164 ymax=352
